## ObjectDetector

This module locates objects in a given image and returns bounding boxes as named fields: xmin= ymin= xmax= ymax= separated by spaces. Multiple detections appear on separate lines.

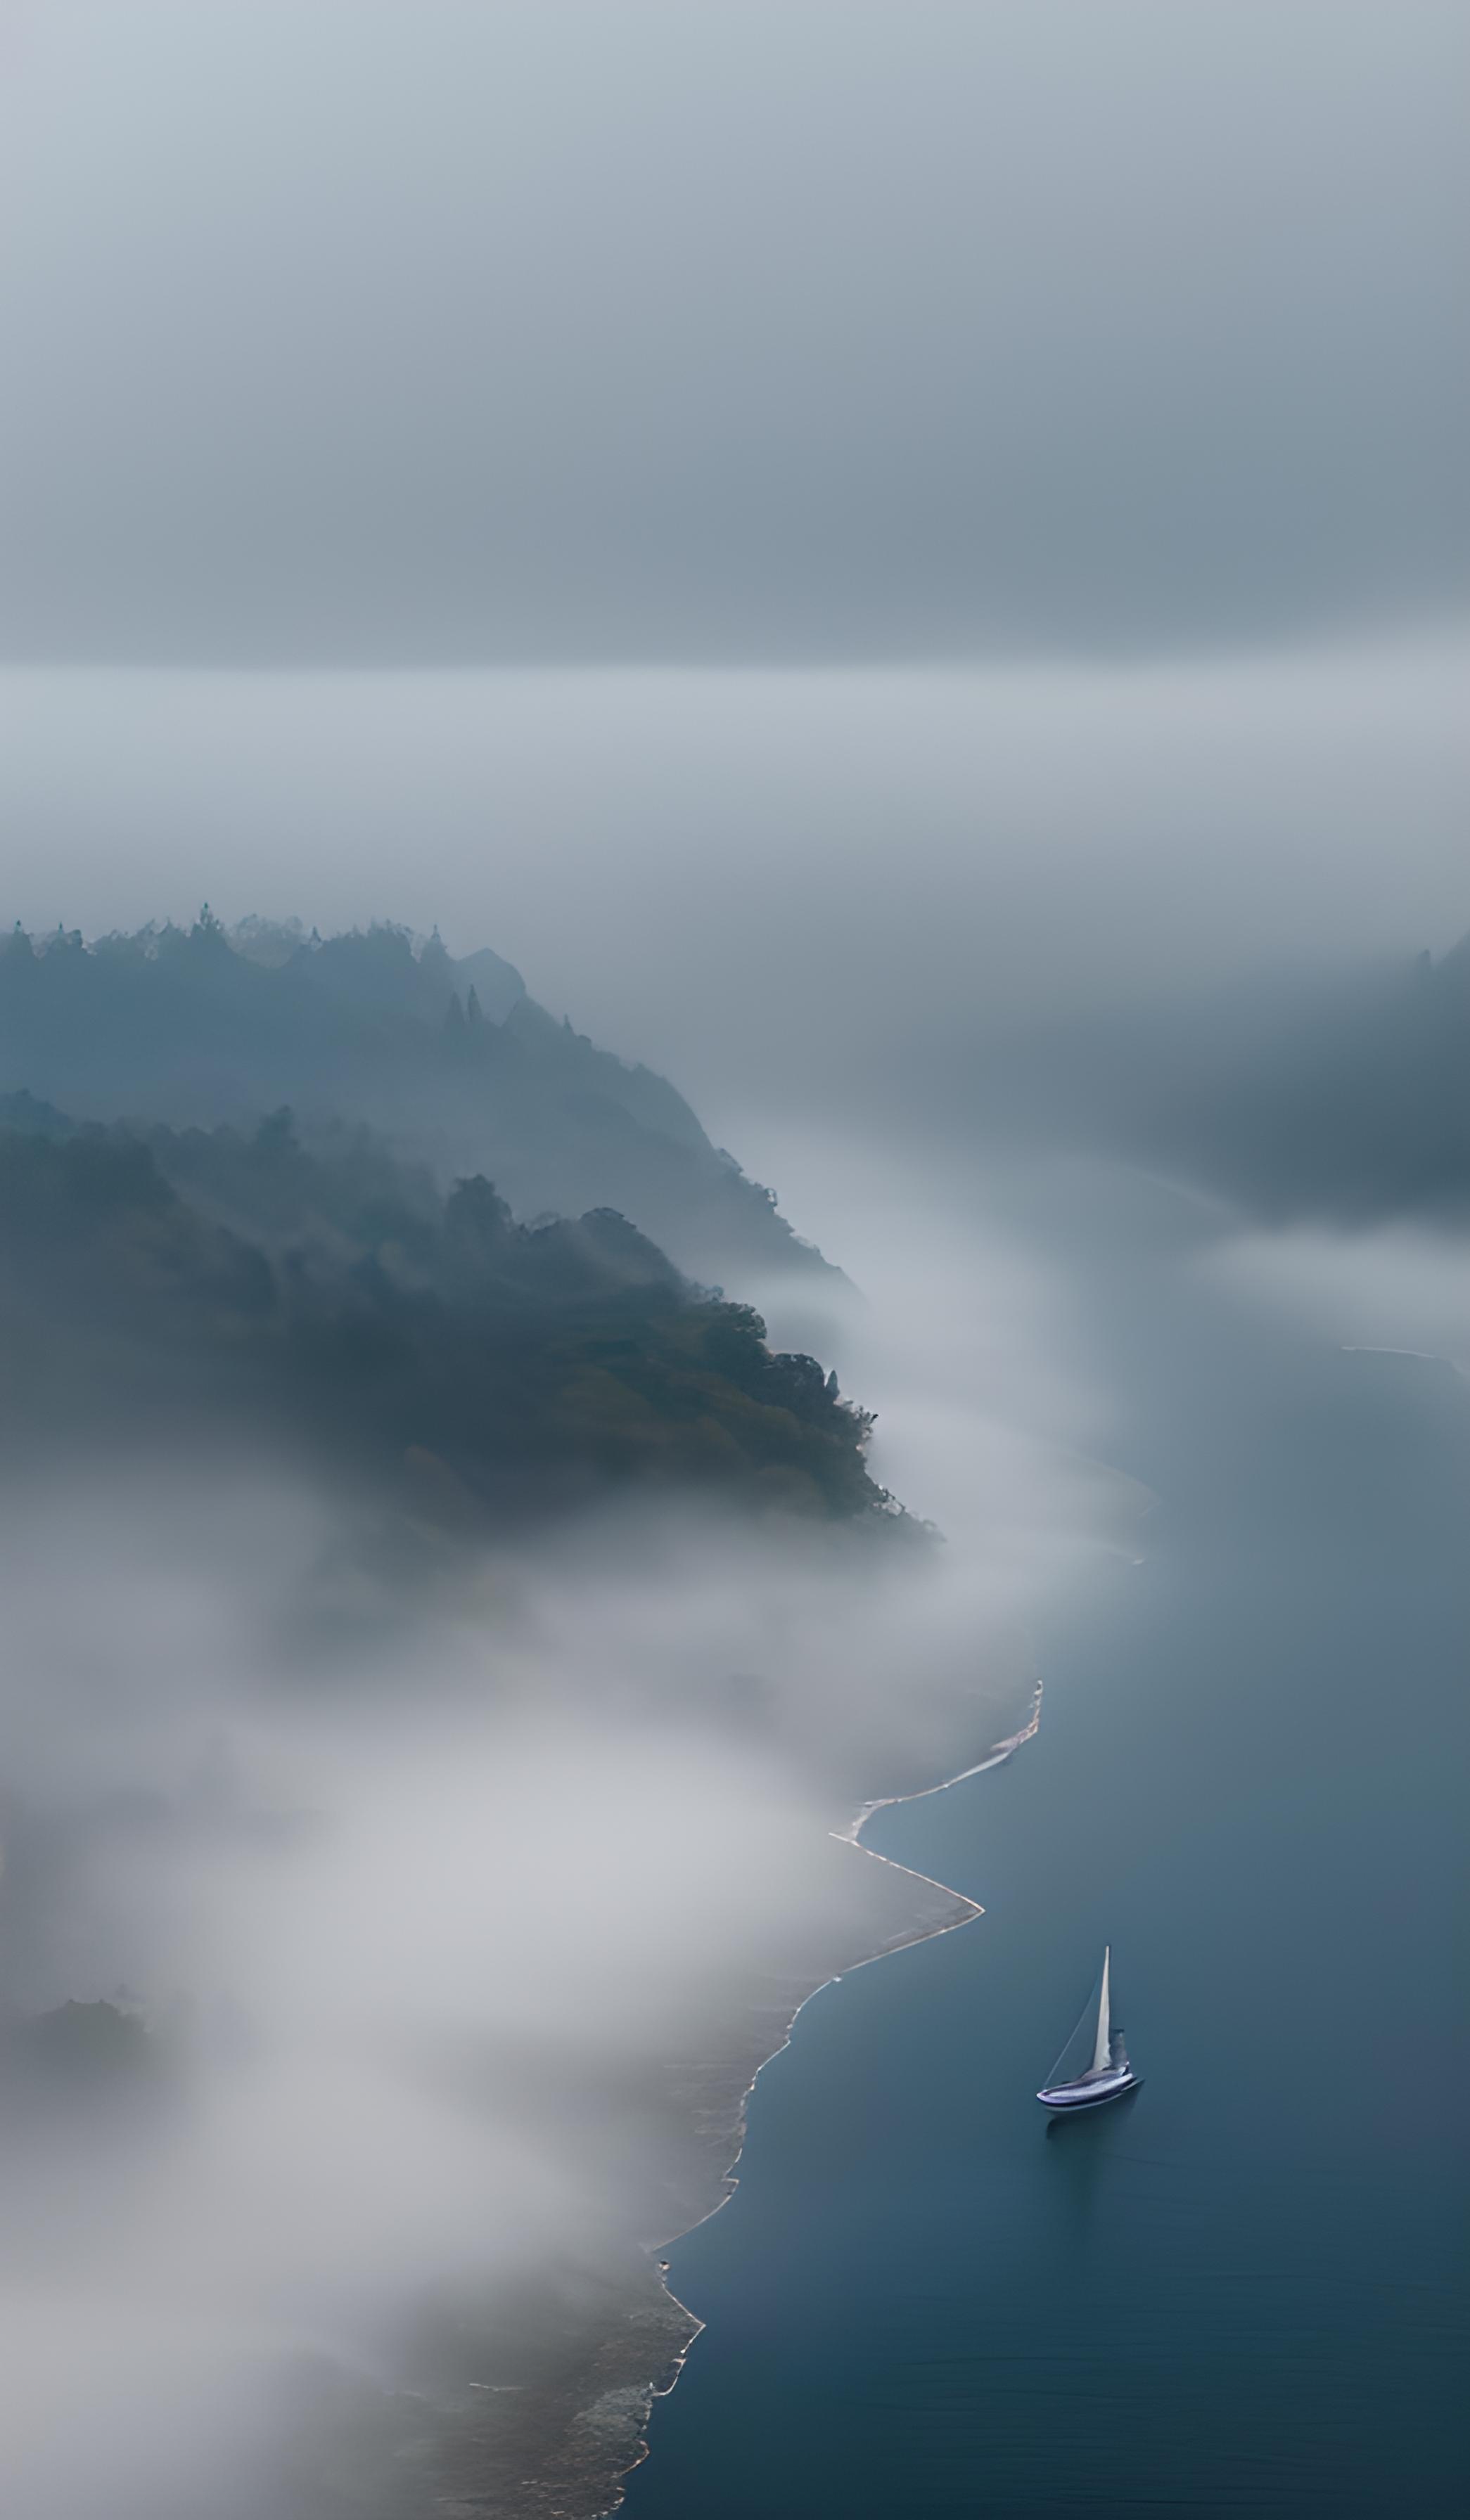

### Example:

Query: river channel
xmin=626 ymin=1207 xmax=1469 ymax=2516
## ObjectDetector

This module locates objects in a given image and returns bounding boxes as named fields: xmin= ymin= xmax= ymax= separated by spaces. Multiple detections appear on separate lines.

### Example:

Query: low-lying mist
xmin=5 ymin=1074 xmax=1466 ymax=2515
xmin=4 ymin=738 xmax=1464 ymax=2512
xmin=0 ymin=1158 xmax=1138 ymax=2518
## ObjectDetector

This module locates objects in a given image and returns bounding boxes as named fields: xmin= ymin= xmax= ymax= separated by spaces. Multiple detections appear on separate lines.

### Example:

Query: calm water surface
xmin=627 ymin=1267 xmax=1469 ymax=2515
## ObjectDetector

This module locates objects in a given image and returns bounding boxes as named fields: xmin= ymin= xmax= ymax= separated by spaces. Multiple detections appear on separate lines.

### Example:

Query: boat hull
xmin=1035 ymin=2071 xmax=1140 ymax=2113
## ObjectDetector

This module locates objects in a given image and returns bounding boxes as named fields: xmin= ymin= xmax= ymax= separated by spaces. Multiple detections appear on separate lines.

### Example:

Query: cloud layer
xmin=3 ymin=1 xmax=1464 ymax=663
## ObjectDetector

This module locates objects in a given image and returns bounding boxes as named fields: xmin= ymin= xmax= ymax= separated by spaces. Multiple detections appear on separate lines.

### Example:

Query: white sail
xmin=1091 ymin=1945 xmax=1111 ymax=2075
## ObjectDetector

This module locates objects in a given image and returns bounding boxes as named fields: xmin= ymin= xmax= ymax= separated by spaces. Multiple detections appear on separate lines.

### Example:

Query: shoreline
xmin=599 ymin=1679 xmax=1046 ymax=2514
xmin=355 ymin=1664 xmax=1046 ymax=2520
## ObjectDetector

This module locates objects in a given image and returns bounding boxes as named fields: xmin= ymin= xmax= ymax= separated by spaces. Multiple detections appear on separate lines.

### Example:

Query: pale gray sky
xmin=2 ymin=0 xmax=1465 ymax=663
xmin=3 ymin=4 xmax=1465 ymax=1126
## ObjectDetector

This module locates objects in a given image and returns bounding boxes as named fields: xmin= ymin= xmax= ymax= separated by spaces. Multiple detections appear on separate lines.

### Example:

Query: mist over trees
xmin=11 ymin=887 xmax=1464 ymax=2518
xmin=1144 ymin=939 xmax=1470 ymax=1222
xmin=0 ymin=913 xmax=831 ymax=1287
xmin=0 ymin=1100 xmax=888 ymax=1530
xmin=923 ymin=936 xmax=1470 ymax=1228
xmin=0 ymin=923 xmax=962 ymax=2519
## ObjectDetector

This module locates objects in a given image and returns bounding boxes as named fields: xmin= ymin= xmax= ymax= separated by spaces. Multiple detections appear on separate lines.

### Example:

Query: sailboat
xmin=1036 ymin=1945 xmax=1140 ymax=2111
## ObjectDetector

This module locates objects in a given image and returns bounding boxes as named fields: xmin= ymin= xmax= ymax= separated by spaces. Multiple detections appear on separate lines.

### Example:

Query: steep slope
xmin=0 ymin=915 xmax=834 ymax=1290
xmin=0 ymin=1105 xmax=889 ymax=1529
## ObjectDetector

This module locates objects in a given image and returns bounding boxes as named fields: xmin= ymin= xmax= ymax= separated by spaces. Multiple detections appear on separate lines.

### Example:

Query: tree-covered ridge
xmin=1149 ymin=936 xmax=1470 ymax=1221
xmin=0 ymin=1104 xmax=893 ymax=1528
xmin=0 ymin=913 xmax=833 ymax=1287
xmin=931 ymin=930 xmax=1470 ymax=1227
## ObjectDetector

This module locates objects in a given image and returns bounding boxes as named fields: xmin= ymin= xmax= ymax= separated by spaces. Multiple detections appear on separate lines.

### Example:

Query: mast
xmin=1092 ymin=1945 xmax=1111 ymax=2074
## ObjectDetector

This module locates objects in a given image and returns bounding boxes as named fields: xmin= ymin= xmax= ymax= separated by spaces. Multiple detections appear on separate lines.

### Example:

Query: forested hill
xmin=1145 ymin=937 xmax=1470 ymax=1221
xmin=0 ymin=915 xmax=832 ymax=1290
xmin=0 ymin=1101 xmax=893 ymax=1530
xmin=935 ymin=934 xmax=1470 ymax=1228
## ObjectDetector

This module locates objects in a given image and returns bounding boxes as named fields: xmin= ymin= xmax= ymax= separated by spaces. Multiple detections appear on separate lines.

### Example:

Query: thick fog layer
xmin=4 ymin=978 xmax=1466 ymax=2519
xmin=3 ymin=638 xmax=1466 ymax=1119
xmin=1 ymin=8 xmax=1464 ymax=2511
xmin=1210 ymin=1226 xmax=1470 ymax=1379
xmin=0 ymin=1164 xmax=1140 ymax=2514
xmin=11 ymin=1047 xmax=1464 ymax=2512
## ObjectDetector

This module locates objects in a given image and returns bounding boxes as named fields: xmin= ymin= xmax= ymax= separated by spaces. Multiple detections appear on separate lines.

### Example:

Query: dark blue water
xmin=627 ymin=1285 xmax=1470 ymax=2514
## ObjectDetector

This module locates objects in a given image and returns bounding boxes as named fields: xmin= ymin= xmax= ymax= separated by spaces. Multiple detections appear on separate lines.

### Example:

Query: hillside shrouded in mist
xmin=0 ymin=1091 xmax=879 ymax=1524
xmin=0 ymin=912 xmax=829 ymax=1288
xmin=0 ymin=899 xmax=1096 ymax=2516
xmin=1 ymin=4 xmax=1464 ymax=2514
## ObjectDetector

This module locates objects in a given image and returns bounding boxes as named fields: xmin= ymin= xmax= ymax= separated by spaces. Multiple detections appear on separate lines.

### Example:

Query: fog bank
xmin=3 ymin=639 xmax=1465 ymax=1124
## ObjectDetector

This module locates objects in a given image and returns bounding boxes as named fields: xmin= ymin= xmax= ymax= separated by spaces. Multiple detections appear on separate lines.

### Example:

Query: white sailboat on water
xmin=1036 ymin=1945 xmax=1140 ymax=2112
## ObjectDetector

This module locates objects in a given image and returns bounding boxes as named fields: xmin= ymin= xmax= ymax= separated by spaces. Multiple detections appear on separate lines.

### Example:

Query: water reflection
xmin=1042 ymin=2084 xmax=1142 ymax=2244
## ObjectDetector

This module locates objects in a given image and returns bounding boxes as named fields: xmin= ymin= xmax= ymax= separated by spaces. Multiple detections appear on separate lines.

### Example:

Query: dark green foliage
xmin=0 ymin=915 xmax=834 ymax=1285
xmin=0 ymin=1108 xmax=892 ymax=1529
